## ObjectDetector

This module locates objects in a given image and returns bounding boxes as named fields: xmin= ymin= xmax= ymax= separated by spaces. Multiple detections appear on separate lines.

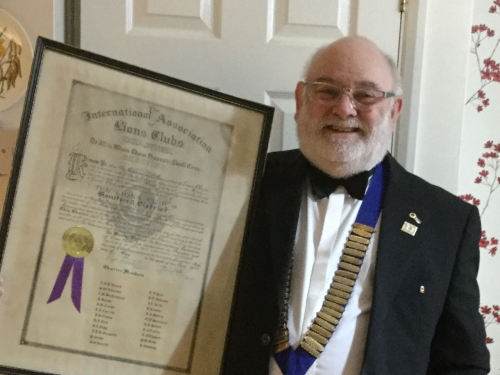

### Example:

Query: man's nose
xmin=331 ymin=92 xmax=357 ymax=119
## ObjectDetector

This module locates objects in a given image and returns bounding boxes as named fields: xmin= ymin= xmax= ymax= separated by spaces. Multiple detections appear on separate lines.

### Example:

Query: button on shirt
xmin=269 ymin=183 xmax=381 ymax=375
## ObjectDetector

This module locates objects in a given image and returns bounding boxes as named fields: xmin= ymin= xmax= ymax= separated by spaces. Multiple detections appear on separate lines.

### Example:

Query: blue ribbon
xmin=274 ymin=162 xmax=386 ymax=375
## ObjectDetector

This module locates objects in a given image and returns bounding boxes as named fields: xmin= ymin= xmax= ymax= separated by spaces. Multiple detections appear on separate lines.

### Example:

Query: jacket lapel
xmin=371 ymin=155 xmax=431 ymax=316
xmin=266 ymin=150 xmax=308 ymax=306
xmin=361 ymin=155 xmax=430 ymax=370
xmin=372 ymin=155 xmax=428 ymax=315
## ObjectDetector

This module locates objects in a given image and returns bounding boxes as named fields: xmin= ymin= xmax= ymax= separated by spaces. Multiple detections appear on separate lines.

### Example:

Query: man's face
xmin=294 ymin=38 xmax=403 ymax=176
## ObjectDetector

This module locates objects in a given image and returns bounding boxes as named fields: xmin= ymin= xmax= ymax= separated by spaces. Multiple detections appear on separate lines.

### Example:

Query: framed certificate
xmin=0 ymin=37 xmax=273 ymax=375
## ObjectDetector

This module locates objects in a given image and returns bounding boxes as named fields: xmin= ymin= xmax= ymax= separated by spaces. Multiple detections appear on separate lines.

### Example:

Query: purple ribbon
xmin=47 ymin=254 xmax=84 ymax=312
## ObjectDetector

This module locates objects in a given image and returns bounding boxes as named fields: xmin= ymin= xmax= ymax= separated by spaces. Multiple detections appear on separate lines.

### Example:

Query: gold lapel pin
xmin=401 ymin=221 xmax=418 ymax=236
xmin=409 ymin=212 xmax=421 ymax=224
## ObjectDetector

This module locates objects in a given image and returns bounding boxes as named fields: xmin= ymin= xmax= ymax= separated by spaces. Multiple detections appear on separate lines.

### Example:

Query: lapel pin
xmin=409 ymin=212 xmax=421 ymax=224
xmin=420 ymin=285 xmax=425 ymax=294
xmin=401 ymin=221 xmax=418 ymax=236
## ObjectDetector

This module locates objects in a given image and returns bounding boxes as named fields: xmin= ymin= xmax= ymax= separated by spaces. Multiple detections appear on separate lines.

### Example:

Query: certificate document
xmin=27 ymin=80 xmax=232 ymax=368
xmin=0 ymin=38 xmax=273 ymax=375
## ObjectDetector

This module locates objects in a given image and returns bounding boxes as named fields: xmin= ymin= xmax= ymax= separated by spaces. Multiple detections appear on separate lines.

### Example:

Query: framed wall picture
xmin=0 ymin=37 xmax=273 ymax=375
xmin=0 ymin=9 xmax=33 ymax=112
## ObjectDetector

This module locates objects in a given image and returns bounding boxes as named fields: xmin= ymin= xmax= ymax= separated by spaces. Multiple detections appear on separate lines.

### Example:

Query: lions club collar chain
xmin=273 ymin=163 xmax=386 ymax=375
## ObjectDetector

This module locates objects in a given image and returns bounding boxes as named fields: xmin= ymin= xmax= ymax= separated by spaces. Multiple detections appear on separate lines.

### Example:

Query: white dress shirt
xmin=269 ymin=182 xmax=381 ymax=375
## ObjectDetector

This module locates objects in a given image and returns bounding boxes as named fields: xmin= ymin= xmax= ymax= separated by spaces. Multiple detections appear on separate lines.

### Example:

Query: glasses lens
xmin=310 ymin=83 xmax=342 ymax=102
xmin=352 ymin=89 xmax=384 ymax=105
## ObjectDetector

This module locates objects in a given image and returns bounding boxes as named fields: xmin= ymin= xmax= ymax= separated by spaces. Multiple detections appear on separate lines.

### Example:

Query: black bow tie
xmin=308 ymin=163 xmax=376 ymax=200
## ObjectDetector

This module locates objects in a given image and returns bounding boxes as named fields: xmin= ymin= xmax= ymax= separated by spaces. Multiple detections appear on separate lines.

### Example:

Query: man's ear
xmin=389 ymin=97 xmax=403 ymax=128
xmin=294 ymin=81 xmax=305 ymax=122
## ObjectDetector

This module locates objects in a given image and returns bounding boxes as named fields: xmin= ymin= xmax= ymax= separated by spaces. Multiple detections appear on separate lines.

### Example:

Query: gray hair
xmin=384 ymin=53 xmax=403 ymax=96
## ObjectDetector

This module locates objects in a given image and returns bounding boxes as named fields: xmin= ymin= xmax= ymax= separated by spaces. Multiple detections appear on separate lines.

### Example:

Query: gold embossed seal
xmin=62 ymin=226 xmax=94 ymax=258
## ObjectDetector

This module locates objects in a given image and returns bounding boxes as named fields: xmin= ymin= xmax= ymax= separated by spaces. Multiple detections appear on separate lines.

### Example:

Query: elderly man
xmin=223 ymin=36 xmax=490 ymax=374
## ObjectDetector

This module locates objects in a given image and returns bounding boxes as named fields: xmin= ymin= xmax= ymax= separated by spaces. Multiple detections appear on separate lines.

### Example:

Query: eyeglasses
xmin=302 ymin=81 xmax=395 ymax=110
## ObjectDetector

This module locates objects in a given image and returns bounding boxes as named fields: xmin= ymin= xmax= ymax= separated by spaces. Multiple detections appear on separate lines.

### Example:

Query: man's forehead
xmin=306 ymin=38 xmax=394 ymax=88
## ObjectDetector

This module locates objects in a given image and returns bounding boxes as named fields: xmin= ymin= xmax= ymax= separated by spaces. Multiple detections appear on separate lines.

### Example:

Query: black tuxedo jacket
xmin=223 ymin=150 xmax=490 ymax=375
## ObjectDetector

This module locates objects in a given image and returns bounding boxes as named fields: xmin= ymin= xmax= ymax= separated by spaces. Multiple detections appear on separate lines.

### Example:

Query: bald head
xmin=304 ymin=36 xmax=402 ymax=95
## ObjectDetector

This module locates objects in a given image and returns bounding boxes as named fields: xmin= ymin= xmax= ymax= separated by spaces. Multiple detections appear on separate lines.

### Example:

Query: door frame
xmin=394 ymin=0 xmax=428 ymax=173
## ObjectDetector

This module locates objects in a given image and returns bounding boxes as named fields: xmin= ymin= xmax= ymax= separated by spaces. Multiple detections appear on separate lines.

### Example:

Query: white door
xmin=81 ymin=0 xmax=401 ymax=152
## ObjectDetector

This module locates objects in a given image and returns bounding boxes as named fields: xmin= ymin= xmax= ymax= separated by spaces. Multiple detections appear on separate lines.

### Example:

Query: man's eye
xmin=316 ymin=87 xmax=340 ymax=98
xmin=354 ymin=90 xmax=376 ymax=98
xmin=353 ymin=90 xmax=380 ymax=102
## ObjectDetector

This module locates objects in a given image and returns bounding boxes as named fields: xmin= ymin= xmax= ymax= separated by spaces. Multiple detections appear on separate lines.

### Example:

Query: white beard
xmin=296 ymin=103 xmax=394 ymax=177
